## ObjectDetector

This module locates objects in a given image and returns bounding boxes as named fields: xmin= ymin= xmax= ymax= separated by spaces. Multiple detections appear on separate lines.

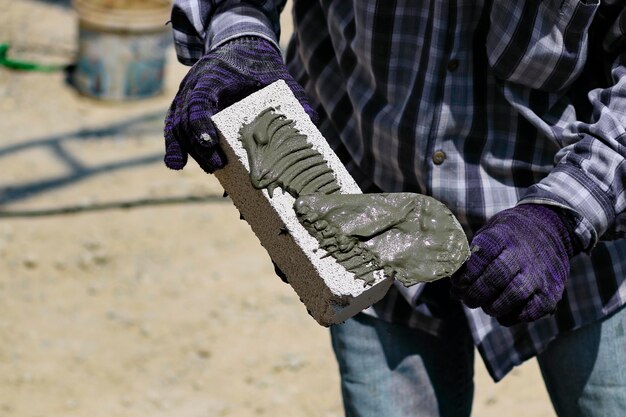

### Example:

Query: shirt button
xmin=432 ymin=150 xmax=446 ymax=165
xmin=447 ymin=59 xmax=460 ymax=72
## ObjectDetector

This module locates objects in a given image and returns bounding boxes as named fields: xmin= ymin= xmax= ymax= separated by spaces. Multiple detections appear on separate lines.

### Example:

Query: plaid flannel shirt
xmin=170 ymin=0 xmax=626 ymax=381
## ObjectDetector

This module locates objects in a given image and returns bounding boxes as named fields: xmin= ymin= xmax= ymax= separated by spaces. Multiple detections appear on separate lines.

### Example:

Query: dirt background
xmin=0 ymin=1 xmax=557 ymax=416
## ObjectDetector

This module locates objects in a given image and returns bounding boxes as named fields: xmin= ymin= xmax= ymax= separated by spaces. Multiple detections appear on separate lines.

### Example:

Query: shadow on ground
xmin=34 ymin=0 xmax=71 ymax=7
xmin=0 ymin=111 xmax=166 ymax=205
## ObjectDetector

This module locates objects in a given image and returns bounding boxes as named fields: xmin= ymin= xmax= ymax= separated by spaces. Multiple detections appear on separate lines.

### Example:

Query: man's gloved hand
xmin=164 ymin=36 xmax=317 ymax=173
xmin=450 ymin=204 xmax=581 ymax=326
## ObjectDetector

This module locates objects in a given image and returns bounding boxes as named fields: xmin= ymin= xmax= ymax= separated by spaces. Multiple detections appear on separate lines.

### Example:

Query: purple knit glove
xmin=450 ymin=204 xmax=581 ymax=326
xmin=164 ymin=36 xmax=317 ymax=173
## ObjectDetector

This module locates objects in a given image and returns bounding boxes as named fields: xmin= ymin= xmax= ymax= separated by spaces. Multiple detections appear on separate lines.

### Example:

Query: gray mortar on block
xmin=237 ymin=109 xmax=470 ymax=287
xmin=295 ymin=193 xmax=470 ymax=287
xmin=212 ymin=80 xmax=393 ymax=326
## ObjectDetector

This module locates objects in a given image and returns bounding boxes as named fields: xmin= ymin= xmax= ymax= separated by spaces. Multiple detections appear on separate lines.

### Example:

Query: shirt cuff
xmin=519 ymin=161 xmax=609 ymax=252
xmin=205 ymin=4 xmax=280 ymax=52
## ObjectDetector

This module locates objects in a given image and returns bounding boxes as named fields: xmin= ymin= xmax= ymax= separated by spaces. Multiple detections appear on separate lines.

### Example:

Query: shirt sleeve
xmin=519 ymin=4 xmax=626 ymax=251
xmin=170 ymin=0 xmax=287 ymax=65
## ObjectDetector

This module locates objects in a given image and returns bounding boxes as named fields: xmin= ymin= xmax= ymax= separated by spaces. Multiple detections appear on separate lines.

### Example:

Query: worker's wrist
xmin=205 ymin=5 xmax=280 ymax=53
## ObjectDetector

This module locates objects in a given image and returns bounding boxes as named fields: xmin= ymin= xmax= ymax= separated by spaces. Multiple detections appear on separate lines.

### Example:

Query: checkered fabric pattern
xmin=169 ymin=0 xmax=626 ymax=381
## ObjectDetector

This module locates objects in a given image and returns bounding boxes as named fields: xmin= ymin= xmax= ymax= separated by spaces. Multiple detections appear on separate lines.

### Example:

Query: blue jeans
xmin=330 ymin=307 xmax=626 ymax=417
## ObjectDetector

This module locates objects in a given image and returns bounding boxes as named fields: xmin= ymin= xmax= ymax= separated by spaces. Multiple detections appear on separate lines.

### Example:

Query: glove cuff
xmin=221 ymin=35 xmax=281 ymax=54
xmin=525 ymin=204 xmax=583 ymax=258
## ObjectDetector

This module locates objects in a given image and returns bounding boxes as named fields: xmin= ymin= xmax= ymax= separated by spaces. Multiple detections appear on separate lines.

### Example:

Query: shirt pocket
xmin=486 ymin=0 xmax=600 ymax=92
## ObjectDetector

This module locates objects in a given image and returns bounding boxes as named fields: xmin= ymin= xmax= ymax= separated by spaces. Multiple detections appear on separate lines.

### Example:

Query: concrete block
xmin=212 ymin=80 xmax=393 ymax=326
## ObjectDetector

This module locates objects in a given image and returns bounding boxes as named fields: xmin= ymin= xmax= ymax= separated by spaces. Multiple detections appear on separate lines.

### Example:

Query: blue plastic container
xmin=73 ymin=0 xmax=171 ymax=100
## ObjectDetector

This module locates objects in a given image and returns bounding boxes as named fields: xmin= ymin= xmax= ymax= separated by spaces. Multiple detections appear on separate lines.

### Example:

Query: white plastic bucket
xmin=73 ymin=0 xmax=171 ymax=100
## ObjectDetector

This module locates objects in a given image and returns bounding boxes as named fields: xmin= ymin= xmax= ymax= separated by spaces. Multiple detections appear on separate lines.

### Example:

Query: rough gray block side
xmin=212 ymin=80 xmax=393 ymax=326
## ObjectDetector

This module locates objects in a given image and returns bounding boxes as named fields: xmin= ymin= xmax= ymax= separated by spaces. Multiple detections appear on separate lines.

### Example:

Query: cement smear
xmin=239 ymin=108 xmax=340 ymax=198
xmin=239 ymin=108 xmax=469 ymax=286
xmin=295 ymin=194 xmax=470 ymax=286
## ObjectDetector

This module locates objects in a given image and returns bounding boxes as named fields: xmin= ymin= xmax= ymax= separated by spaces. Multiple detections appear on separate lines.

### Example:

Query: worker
xmin=163 ymin=1 xmax=626 ymax=416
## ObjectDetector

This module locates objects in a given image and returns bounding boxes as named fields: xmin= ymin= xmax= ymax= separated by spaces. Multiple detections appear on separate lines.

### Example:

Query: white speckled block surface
xmin=212 ymin=80 xmax=393 ymax=326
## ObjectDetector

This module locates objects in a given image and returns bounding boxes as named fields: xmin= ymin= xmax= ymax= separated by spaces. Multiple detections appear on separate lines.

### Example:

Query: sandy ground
xmin=0 ymin=1 xmax=557 ymax=416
